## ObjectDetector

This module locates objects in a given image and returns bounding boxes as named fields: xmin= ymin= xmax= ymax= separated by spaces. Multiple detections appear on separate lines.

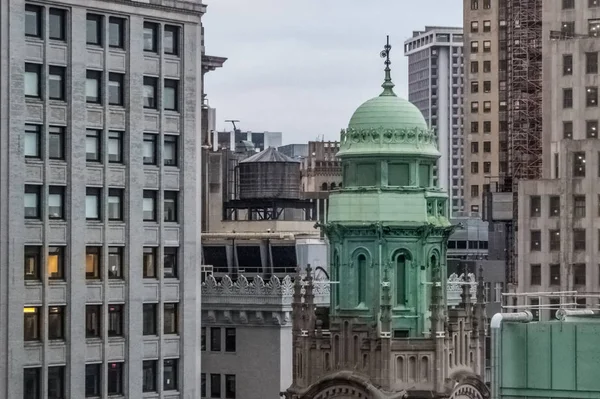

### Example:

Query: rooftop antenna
xmin=225 ymin=119 xmax=240 ymax=133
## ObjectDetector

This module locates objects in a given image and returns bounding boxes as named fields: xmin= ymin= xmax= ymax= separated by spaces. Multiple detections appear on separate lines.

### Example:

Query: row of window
xmin=559 ymin=19 xmax=600 ymax=38
xmin=470 ymin=80 xmax=492 ymax=94
xmin=470 ymin=120 xmax=496 ymax=134
xmin=24 ymin=245 xmax=178 ymax=281
xmin=470 ymin=20 xmax=492 ymax=33
xmin=562 ymin=120 xmax=599 ymax=139
xmin=469 ymin=60 xmax=492 ymax=74
xmin=562 ymin=0 xmax=600 ymax=9
xmin=470 ymin=141 xmax=492 ymax=153
xmin=469 ymin=161 xmax=492 ymax=174
xmin=562 ymin=52 xmax=599 ymax=76
xmin=469 ymin=40 xmax=492 ymax=53
xmin=530 ymin=263 xmax=600 ymax=287
xmin=562 ymin=86 xmax=598 ymax=108
xmin=201 ymin=373 xmax=236 ymax=399
xmin=528 ymin=194 xmax=600 ymax=218
xmin=529 ymin=229 xmax=590 ymax=252
xmin=25 ymin=5 xmax=181 ymax=56
xmin=201 ymin=327 xmax=236 ymax=352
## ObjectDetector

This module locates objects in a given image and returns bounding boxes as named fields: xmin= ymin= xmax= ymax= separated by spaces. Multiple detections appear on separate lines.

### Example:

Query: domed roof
xmin=348 ymin=93 xmax=428 ymax=131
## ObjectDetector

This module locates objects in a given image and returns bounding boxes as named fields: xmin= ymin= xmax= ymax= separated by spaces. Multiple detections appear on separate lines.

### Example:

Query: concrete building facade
xmin=404 ymin=26 xmax=466 ymax=216
xmin=0 ymin=0 xmax=204 ymax=397
xmin=215 ymin=130 xmax=282 ymax=152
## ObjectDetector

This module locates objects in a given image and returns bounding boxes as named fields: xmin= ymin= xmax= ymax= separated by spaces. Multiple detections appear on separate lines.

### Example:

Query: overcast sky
xmin=203 ymin=0 xmax=463 ymax=144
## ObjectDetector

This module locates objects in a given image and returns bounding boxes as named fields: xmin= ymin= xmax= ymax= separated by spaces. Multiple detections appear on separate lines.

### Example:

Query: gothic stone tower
xmin=285 ymin=38 xmax=488 ymax=399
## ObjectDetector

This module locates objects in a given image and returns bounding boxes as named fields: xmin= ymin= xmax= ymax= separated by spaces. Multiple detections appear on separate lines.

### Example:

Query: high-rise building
xmin=0 ymin=0 xmax=204 ymax=397
xmin=404 ymin=26 xmax=465 ymax=216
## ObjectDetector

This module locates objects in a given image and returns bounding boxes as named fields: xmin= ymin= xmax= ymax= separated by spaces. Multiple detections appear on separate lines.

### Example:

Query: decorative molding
xmin=340 ymin=126 xmax=438 ymax=149
xmin=447 ymin=273 xmax=477 ymax=307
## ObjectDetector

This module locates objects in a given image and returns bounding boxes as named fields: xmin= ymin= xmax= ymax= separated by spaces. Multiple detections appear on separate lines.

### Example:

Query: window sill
xmin=25 ymin=98 xmax=43 ymax=104
xmin=24 ymin=280 xmax=42 ymax=286
xmin=48 ymin=280 xmax=67 ymax=285
xmin=108 ymin=336 xmax=126 ymax=343
xmin=24 ymin=341 xmax=43 ymax=347
xmin=86 ymin=279 xmax=103 ymax=285
xmin=25 ymin=158 xmax=43 ymax=164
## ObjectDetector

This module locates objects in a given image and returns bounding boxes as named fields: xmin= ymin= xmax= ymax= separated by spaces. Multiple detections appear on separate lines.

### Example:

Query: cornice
xmin=340 ymin=126 xmax=438 ymax=150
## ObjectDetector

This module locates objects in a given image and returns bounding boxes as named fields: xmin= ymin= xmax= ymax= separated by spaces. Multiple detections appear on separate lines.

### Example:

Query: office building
xmin=215 ymin=130 xmax=282 ymax=152
xmin=277 ymin=143 xmax=308 ymax=160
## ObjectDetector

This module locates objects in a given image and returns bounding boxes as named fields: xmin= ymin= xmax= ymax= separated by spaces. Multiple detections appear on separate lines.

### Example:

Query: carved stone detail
xmin=340 ymin=126 xmax=438 ymax=150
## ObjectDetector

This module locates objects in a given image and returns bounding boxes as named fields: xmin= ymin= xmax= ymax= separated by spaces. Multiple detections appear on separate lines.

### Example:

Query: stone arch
xmin=330 ymin=182 xmax=337 ymax=190
xmin=408 ymin=356 xmax=417 ymax=382
xmin=420 ymin=356 xmax=429 ymax=382
xmin=300 ymin=372 xmax=378 ymax=399
xmin=396 ymin=356 xmax=405 ymax=381
xmin=321 ymin=182 xmax=328 ymax=191
xmin=428 ymin=249 xmax=440 ymax=270
xmin=350 ymin=247 xmax=372 ymax=307
xmin=390 ymin=249 xmax=412 ymax=306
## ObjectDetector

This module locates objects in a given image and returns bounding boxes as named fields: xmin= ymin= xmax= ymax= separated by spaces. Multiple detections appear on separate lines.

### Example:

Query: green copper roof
xmin=348 ymin=95 xmax=428 ymax=131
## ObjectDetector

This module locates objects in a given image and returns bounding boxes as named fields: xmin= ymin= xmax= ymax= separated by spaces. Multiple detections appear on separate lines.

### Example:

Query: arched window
xmin=333 ymin=253 xmax=340 ymax=307
xmin=321 ymin=182 xmax=328 ymax=191
xmin=330 ymin=182 xmax=336 ymax=190
xmin=397 ymin=254 xmax=406 ymax=305
xmin=339 ymin=182 xmax=343 ymax=188
xmin=357 ymin=254 xmax=367 ymax=305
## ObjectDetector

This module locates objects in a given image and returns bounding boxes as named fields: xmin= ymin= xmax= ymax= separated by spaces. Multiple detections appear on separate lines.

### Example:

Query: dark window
xmin=225 ymin=328 xmax=236 ymax=352
xmin=471 ymin=162 xmax=479 ymax=174
xmin=86 ymin=305 xmax=102 ymax=338
xmin=108 ymin=304 xmax=123 ymax=336
xmin=164 ymin=359 xmax=178 ymax=391
xmin=483 ymin=101 xmax=491 ymax=112
xmin=563 ymin=0 xmax=574 ymax=8
xmin=236 ymin=245 xmax=262 ymax=271
xmin=483 ymin=162 xmax=491 ymax=174
xmin=471 ymin=121 xmax=478 ymax=133
xmin=471 ymin=185 xmax=479 ymax=198
xmin=562 ymin=21 xmax=575 ymax=37
xmin=86 ymin=14 xmax=103 ymax=46
xmin=201 ymin=327 xmax=206 ymax=351
xmin=48 ymin=306 xmax=65 ymax=340
xmin=470 ymin=21 xmax=478 ymax=33
xmin=47 ymin=366 xmax=64 ymax=399
xmin=225 ymin=374 xmax=236 ymax=399
xmin=86 ymin=70 xmax=102 ymax=104
xmin=471 ymin=102 xmax=479 ymax=113
xmin=574 ymin=229 xmax=586 ymax=251
xmin=483 ymin=141 xmax=491 ymax=152
xmin=49 ymin=126 xmax=65 ymax=160
xmin=86 ymin=129 xmax=101 ymax=162
xmin=48 ymin=246 xmax=64 ymax=280
xmin=164 ymin=25 xmax=179 ymax=55
xmin=591 ymin=0 xmax=600 ymax=7
xmin=530 ymin=195 xmax=541 ymax=217
xmin=48 ymin=186 xmax=64 ymax=220
xmin=563 ymin=54 xmax=573 ymax=75
xmin=25 ymin=5 xmax=42 ymax=38
xmin=24 ymin=185 xmax=40 ymax=219
xmin=143 ymin=360 xmax=157 ymax=392
xmin=530 ymin=264 xmax=541 ymax=286
xmin=143 ymin=22 xmax=158 ymax=52
xmin=107 ymin=363 xmax=123 ymax=396
xmin=589 ymin=19 xmax=600 ymax=37
xmin=563 ymin=121 xmax=573 ymax=139
xmin=587 ymin=120 xmax=598 ymax=138
xmin=483 ymin=20 xmax=491 ymax=32
xmin=483 ymin=40 xmax=491 ymax=52
xmin=586 ymin=87 xmax=598 ymax=107
xmin=143 ymin=247 xmax=157 ymax=278
xmin=211 ymin=327 xmax=221 ymax=351
xmin=86 ymin=246 xmax=101 ymax=280
xmin=48 ymin=66 xmax=65 ymax=100
xmin=211 ymin=374 xmax=221 ymax=398
xmin=164 ymin=191 xmax=178 ymax=222
xmin=483 ymin=81 xmax=491 ymax=93
xmin=109 ymin=17 xmax=125 ymax=49
xmin=49 ymin=8 xmax=66 ymax=41
xmin=25 ymin=63 xmax=41 ymax=98
xmin=470 ymin=61 xmax=478 ymax=73
xmin=24 ymin=124 xmax=41 ymax=158
xmin=108 ymin=73 xmax=124 ymax=106
xmin=483 ymin=61 xmax=491 ymax=73
xmin=143 ymin=190 xmax=156 ymax=221
xmin=271 ymin=245 xmax=297 ymax=274
xmin=550 ymin=264 xmax=561 ymax=285
xmin=201 ymin=373 xmax=206 ymax=397
xmin=574 ymin=263 xmax=586 ymax=285
xmin=143 ymin=304 xmax=157 ymax=335
xmin=471 ymin=81 xmax=479 ymax=93
xmin=86 ymin=187 xmax=101 ymax=219
xmin=483 ymin=0 xmax=490 ymax=8
xmin=143 ymin=133 xmax=157 ymax=164
xmin=550 ymin=230 xmax=561 ymax=251
xmin=24 ymin=246 xmax=41 ymax=281
xmin=574 ymin=195 xmax=586 ymax=218
xmin=471 ymin=0 xmax=478 ymax=10
xmin=164 ymin=303 xmax=178 ymax=334
xmin=530 ymin=230 xmax=541 ymax=251
xmin=586 ymin=52 xmax=598 ymax=74
xmin=164 ymin=135 xmax=178 ymax=166
xmin=164 ymin=247 xmax=178 ymax=278
xmin=108 ymin=188 xmax=123 ymax=221
xmin=108 ymin=247 xmax=123 ymax=279
xmin=23 ymin=368 xmax=41 ymax=399
xmin=143 ymin=77 xmax=158 ymax=109
xmin=164 ymin=79 xmax=179 ymax=111
xmin=24 ymin=307 xmax=40 ymax=341
xmin=203 ymin=246 xmax=228 ymax=269
xmin=573 ymin=152 xmax=586 ymax=177
xmin=85 ymin=364 xmax=101 ymax=397
xmin=471 ymin=142 xmax=479 ymax=153
xmin=470 ymin=41 xmax=478 ymax=53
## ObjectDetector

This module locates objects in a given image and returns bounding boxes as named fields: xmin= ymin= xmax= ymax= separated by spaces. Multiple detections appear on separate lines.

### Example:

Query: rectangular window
xmin=48 ymin=246 xmax=64 ymax=280
xmin=483 ymin=121 xmax=491 ymax=133
xmin=24 ymin=368 xmax=41 ymax=399
xmin=530 ymin=230 xmax=541 ymax=251
xmin=109 ymin=17 xmax=125 ymax=49
xmin=211 ymin=374 xmax=221 ymax=398
xmin=563 ymin=0 xmax=575 ymax=8
xmin=49 ymin=126 xmax=65 ymax=160
xmin=589 ymin=19 xmax=600 ymax=37
xmin=143 ymin=304 xmax=157 ymax=335
xmin=483 ymin=40 xmax=491 ymax=52
xmin=470 ymin=41 xmax=479 ymax=53
xmin=164 ymin=247 xmax=178 ymax=278
xmin=471 ymin=81 xmax=479 ymax=93
xmin=86 ymin=70 xmax=102 ymax=104
xmin=471 ymin=162 xmax=479 ymax=174
xmin=483 ymin=81 xmax=491 ymax=93
xmin=108 ymin=130 xmax=123 ymax=163
xmin=143 ymin=190 xmax=156 ymax=221
xmin=211 ymin=327 xmax=221 ymax=351
xmin=471 ymin=0 xmax=478 ymax=10
xmin=470 ymin=61 xmax=478 ymax=73
xmin=108 ymin=304 xmax=123 ymax=336
xmin=143 ymin=77 xmax=158 ymax=109
xmin=164 ymin=25 xmax=179 ymax=55
xmin=24 ymin=246 xmax=41 ymax=280
xmin=471 ymin=21 xmax=479 ymax=33
xmin=587 ymin=87 xmax=598 ymax=107
xmin=471 ymin=122 xmax=478 ymax=133
xmin=563 ymin=54 xmax=573 ymax=75
xmin=164 ymin=359 xmax=178 ymax=391
xmin=574 ymin=263 xmax=586 ymax=285
xmin=483 ymin=20 xmax=491 ymax=32
xmin=48 ymin=306 xmax=65 ymax=340
xmin=587 ymin=120 xmax=598 ymax=138
xmin=483 ymin=61 xmax=491 ymax=73
xmin=563 ymin=121 xmax=573 ymax=139
xmin=107 ymin=363 xmax=123 ymax=396
xmin=164 ymin=135 xmax=178 ymax=166
xmin=24 ymin=307 xmax=40 ymax=341
xmin=586 ymin=52 xmax=598 ymax=74
xmin=550 ymin=230 xmax=561 ymax=251
xmin=573 ymin=152 xmax=586 ymax=177
xmin=86 ymin=246 xmax=101 ymax=280
xmin=164 ymin=303 xmax=178 ymax=334
xmin=483 ymin=0 xmax=490 ymax=8
xmin=471 ymin=142 xmax=479 ymax=154
xmin=108 ymin=247 xmax=123 ymax=279
xmin=483 ymin=162 xmax=491 ymax=174
xmin=108 ymin=73 xmax=124 ymax=106
xmin=550 ymin=264 xmax=560 ymax=285
xmin=25 ymin=63 xmax=41 ymax=98
xmin=143 ymin=133 xmax=157 ymax=164
xmin=25 ymin=5 xmax=42 ymax=38
xmin=48 ymin=186 xmax=64 ymax=219
xmin=49 ymin=8 xmax=66 ymax=41
xmin=143 ymin=360 xmax=157 ymax=392
xmin=108 ymin=188 xmax=123 ymax=221
xmin=574 ymin=195 xmax=586 ymax=218
xmin=483 ymin=141 xmax=491 ymax=152
xmin=144 ymin=22 xmax=158 ymax=52
xmin=48 ymin=366 xmax=65 ymax=399
xmin=574 ymin=229 xmax=586 ymax=251
xmin=143 ymin=247 xmax=157 ymax=278
xmin=530 ymin=264 xmax=541 ymax=286
xmin=24 ymin=124 xmax=41 ymax=158
xmin=86 ymin=187 xmax=101 ymax=220
xmin=202 ymin=373 xmax=206 ymax=398
xmin=470 ymin=102 xmax=479 ymax=113
xmin=225 ymin=374 xmax=236 ymax=399
xmin=86 ymin=305 xmax=102 ymax=338
xmin=164 ymin=191 xmax=178 ymax=222
xmin=483 ymin=101 xmax=491 ymax=112
xmin=48 ymin=66 xmax=66 ymax=101
xmin=86 ymin=14 xmax=103 ymax=45
xmin=591 ymin=0 xmax=600 ymax=7
xmin=164 ymin=79 xmax=179 ymax=111
xmin=85 ymin=364 xmax=101 ymax=398
xmin=25 ymin=185 xmax=41 ymax=219
xmin=530 ymin=195 xmax=541 ymax=217
xmin=202 ymin=327 xmax=206 ymax=351
xmin=562 ymin=21 xmax=575 ymax=37
xmin=471 ymin=185 xmax=479 ymax=198
xmin=225 ymin=328 xmax=236 ymax=352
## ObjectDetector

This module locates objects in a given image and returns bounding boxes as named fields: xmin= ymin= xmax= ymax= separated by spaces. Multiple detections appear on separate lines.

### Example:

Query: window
xmin=86 ymin=305 xmax=102 ymax=337
xmin=471 ymin=162 xmax=479 ymax=174
xmin=471 ymin=0 xmax=478 ymax=10
xmin=25 ymin=5 xmax=42 ymax=37
xmin=550 ymin=230 xmax=561 ymax=251
xmin=225 ymin=328 xmax=236 ymax=352
xmin=24 ymin=185 xmax=40 ymax=219
xmin=471 ymin=122 xmax=479 ymax=133
xmin=483 ymin=81 xmax=491 ymax=93
xmin=48 ymin=306 xmax=65 ymax=340
xmin=86 ymin=70 xmax=102 ymax=104
xmin=85 ymin=364 xmax=101 ymax=397
xmin=471 ymin=81 xmax=479 ymax=93
xmin=471 ymin=142 xmax=479 ymax=154
xmin=24 ymin=368 xmax=41 ymax=399
xmin=108 ymin=188 xmax=123 ymax=220
xmin=107 ymin=363 xmax=123 ymax=396
xmin=483 ymin=121 xmax=491 ymax=133
xmin=574 ymin=229 xmax=586 ymax=251
xmin=563 ymin=0 xmax=574 ymax=8
xmin=24 ymin=246 xmax=41 ymax=280
xmin=24 ymin=124 xmax=40 ymax=158
xmin=48 ymin=8 xmax=67 ymax=41
xmin=483 ymin=20 xmax=491 ymax=32
xmin=48 ymin=246 xmax=64 ymax=280
xmin=563 ymin=54 xmax=573 ymax=75
xmin=202 ymin=373 xmax=206 ymax=398
xmin=483 ymin=162 xmax=491 ymax=174
xmin=211 ymin=374 xmax=221 ymax=398
xmin=86 ymin=187 xmax=101 ymax=220
xmin=48 ymin=366 xmax=64 ymax=399
xmin=587 ymin=87 xmax=598 ymax=107
xmin=49 ymin=126 xmax=65 ymax=160
xmin=563 ymin=121 xmax=573 ymax=139
xmin=562 ymin=21 xmax=575 ymax=37
xmin=483 ymin=101 xmax=491 ymax=112
xmin=483 ymin=61 xmax=491 ymax=73
xmin=574 ymin=195 xmax=586 ymax=218
xmin=587 ymin=120 xmax=599 ymax=138
xmin=143 ymin=247 xmax=157 ymax=278
xmin=164 ymin=80 xmax=179 ymax=111
xmin=143 ymin=304 xmax=157 ymax=335
xmin=48 ymin=66 xmax=66 ymax=101
xmin=550 ymin=264 xmax=560 ymax=285
xmin=483 ymin=40 xmax=491 ymax=52
xmin=164 ymin=25 xmax=179 ymax=55
xmin=108 ymin=305 xmax=123 ymax=336
xmin=164 ymin=135 xmax=178 ymax=166
xmin=25 ymin=63 xmax=41 ymax=98
xmin=108 ymin=247 xmax=123 ymax=279
xmin=164 ymin=191 xmax=178 ymax=222
xmin=144 ymin=22 xmax=158 ymax=52
xmin=143 ymin=190 xmax=156 ymax=221
xmin=86 ymin=246 xmax=101 ymax=280
xmin=586 ymin=52 xmax=598 ymax=74
xmin=202 ymin=327 xmax=206 ymax=351
xmin=24 ymin=307 xmax=40 ymax=341
xmin=143 ymin=360 xmax=157 ymax=392
xmin=164 ymin=359 xmax=178 ymax=391
xmin=109 ymin=17 xmax=125 ymax=49
xmin=164 ymin=247 xmax=178 ymax=278
xmin=164 ymin=303 xmax=178 ymax=334
xmin=530 ymin=264 xmax=541 ymax=286
xmin=143 ymin=133 xmax=157 ymax=164
xmin=225 ymin=375 xmax=236 ymax=399
xmin=483 ymin=141 xmax=491 ymax=152
xmin=87 ymin=14 xmax=103 ymax=45
xmin=48 ymin=186 xmax=64 ymax=219
xmin=574 ymin=264 xmax=586 ymax=285
xmin=470 ymin=61 xmax=478 ymax=73
xmin=143 ymin=77 xmax=158 ymax=109
xmin=591 ymin=0 xmax=600 ymax=7
xmin=483 ymin=0 xmax=490 ymax=8
xmin=530 ymin=230 xmax=541 ymax=251
xmin=530 ymin=195 xmax=541 ymax=217
xmin=211 ymin=327 xmax=221 ymax=351
xmin=589 ymin=19 xmax=600 ymax=37
xmin=470 ymin=41 xmax=479 ymax=53
xmin=108 ymin=73 xmax=124 ymax=106
xmin=573 ymin=152 xmax=586 ymax=177
xmin=471 ymin=185 xmax=479 ymax=198
xmin=86 ymin=129 xmax=102 ymax=162
xmin=471 ymin=21 xmax=479 ymax=33
xmin=471 ymin=102 xmax=479 ymax=113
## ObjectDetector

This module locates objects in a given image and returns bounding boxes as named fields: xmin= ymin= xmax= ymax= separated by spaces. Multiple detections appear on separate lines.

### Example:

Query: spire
xmin=380 ymin=35 xmax=396 ymax=97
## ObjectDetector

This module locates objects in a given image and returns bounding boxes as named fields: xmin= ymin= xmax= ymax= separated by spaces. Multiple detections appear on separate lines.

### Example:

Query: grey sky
xmin=203 ymin=0 xmax=463 ymax=144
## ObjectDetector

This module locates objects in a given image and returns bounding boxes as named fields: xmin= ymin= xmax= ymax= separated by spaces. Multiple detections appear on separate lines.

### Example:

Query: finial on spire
xmin=380 ymin=35 xmax=396 ymax=96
